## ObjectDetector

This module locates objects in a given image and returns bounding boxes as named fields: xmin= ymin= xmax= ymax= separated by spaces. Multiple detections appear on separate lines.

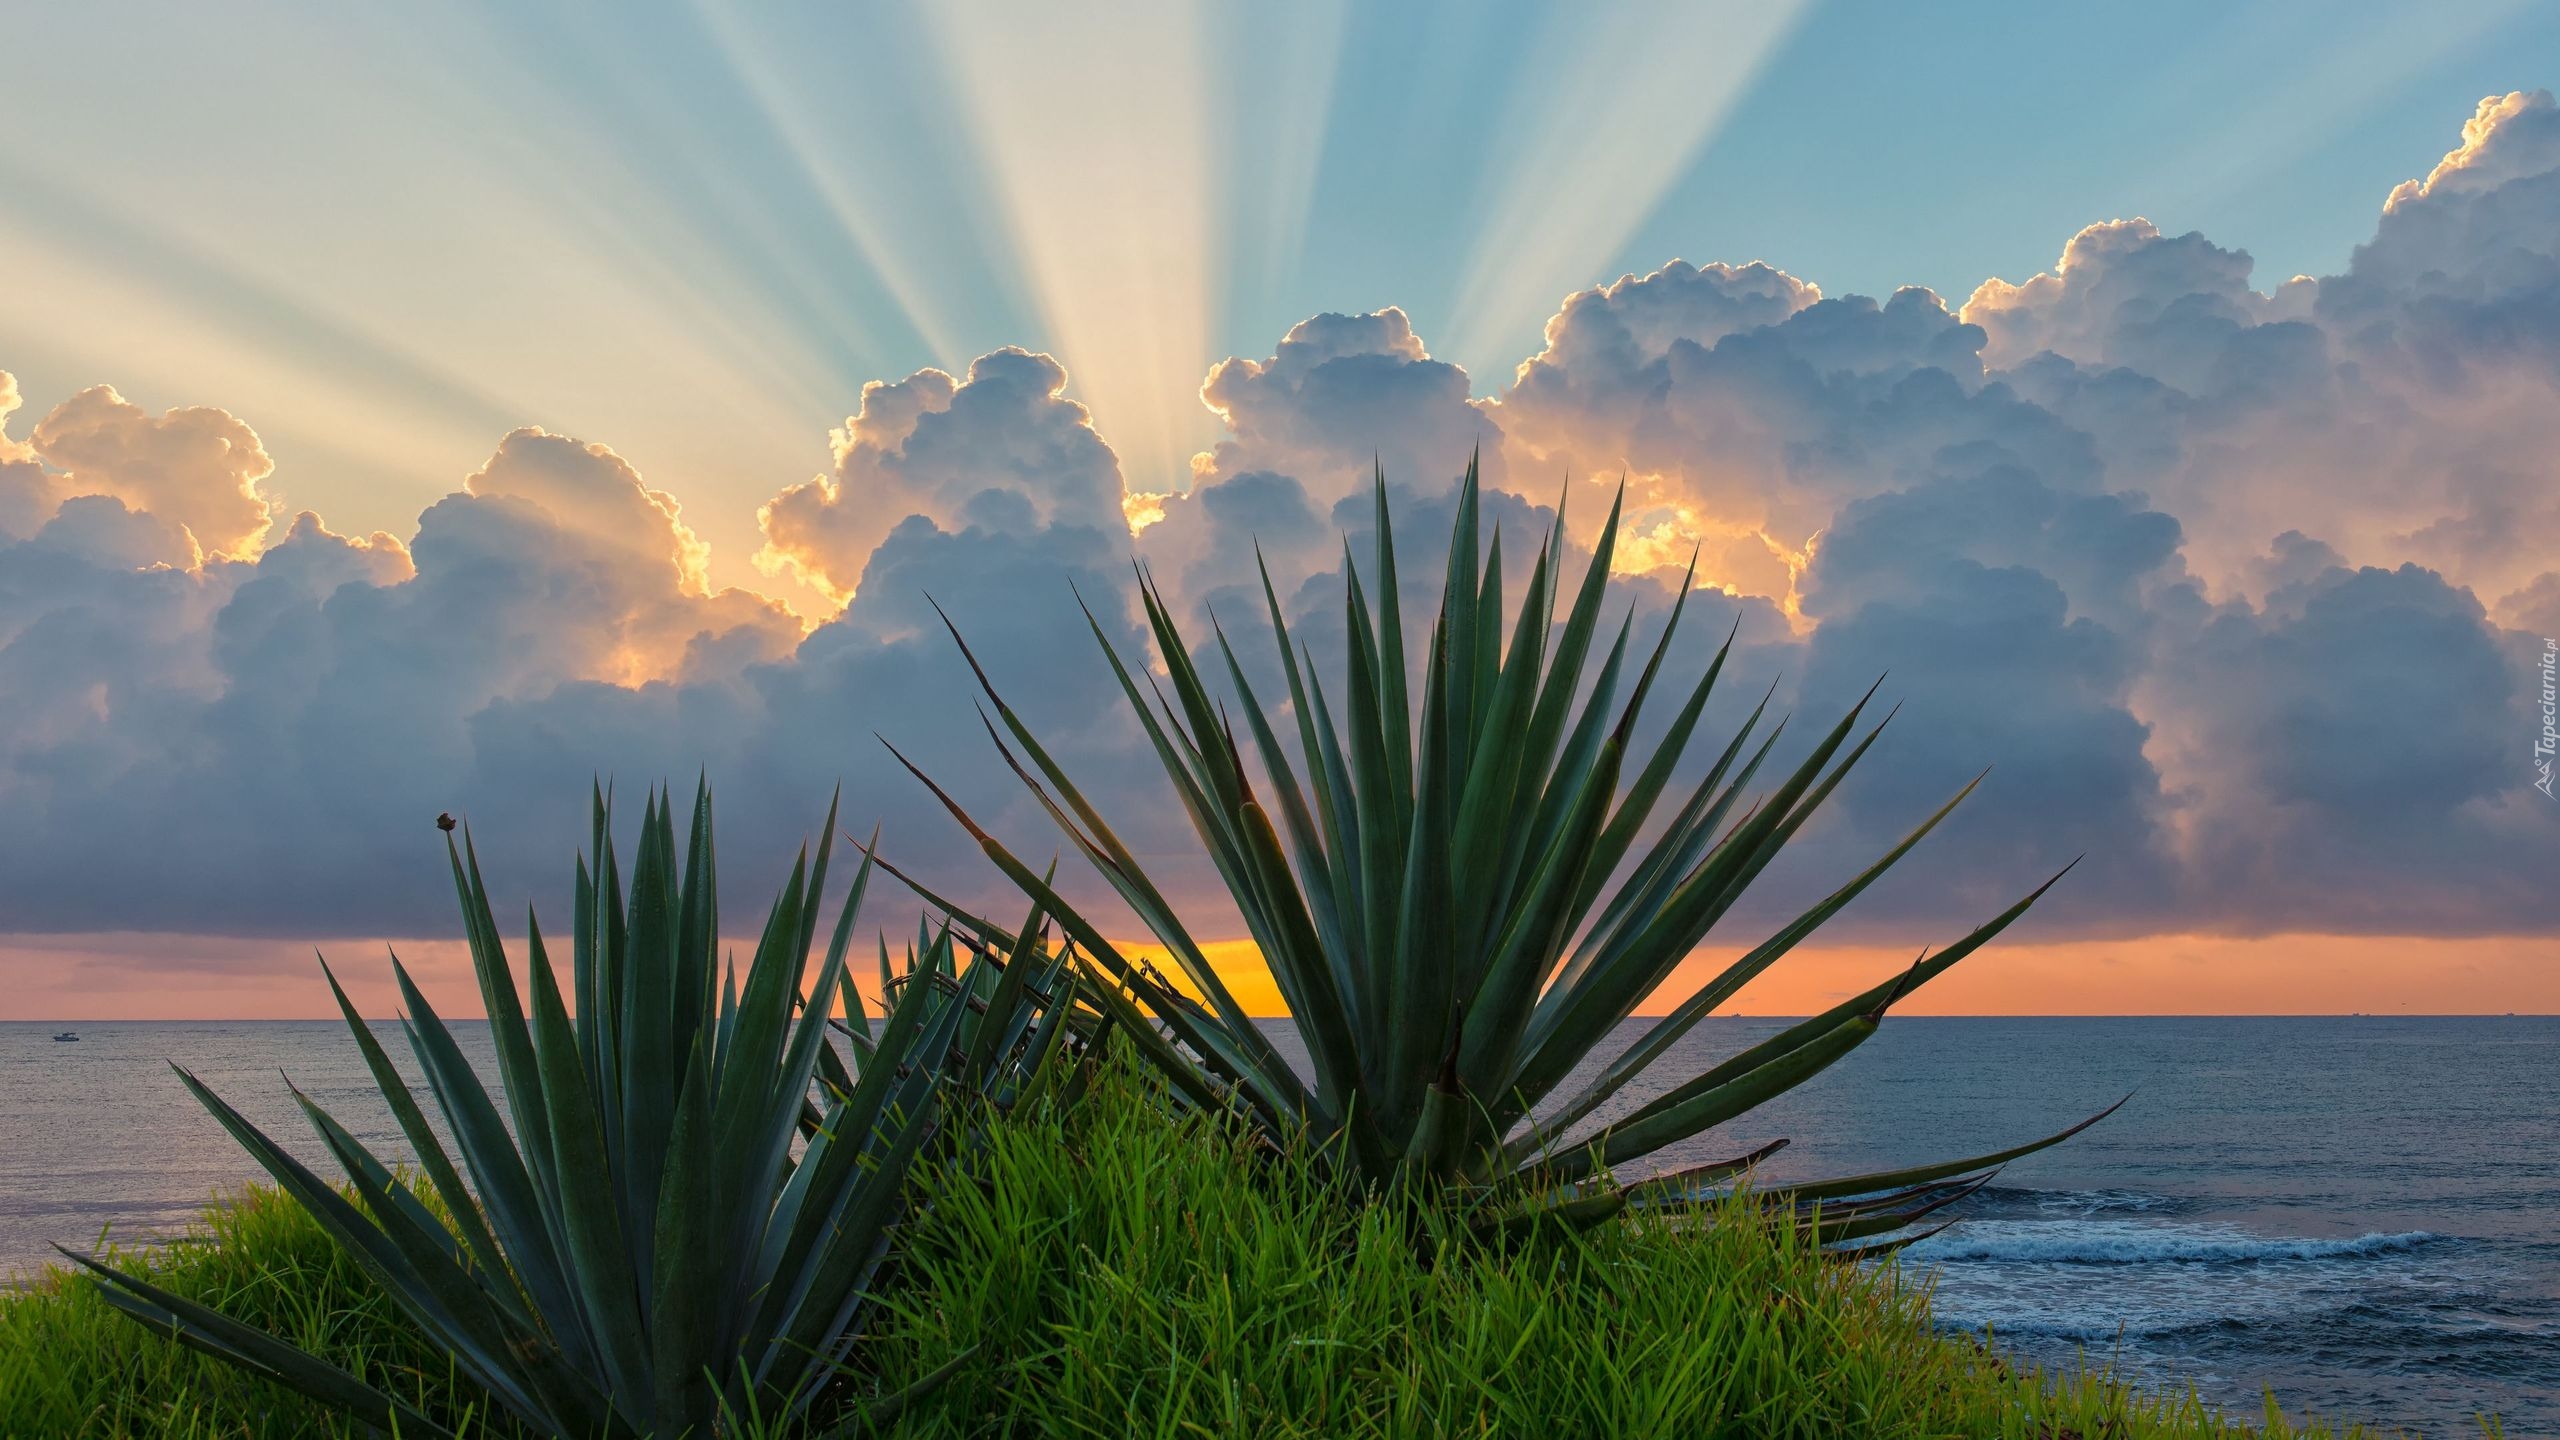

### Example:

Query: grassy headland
xmin=1 ymin=1059 xmax=2496 ymax=1439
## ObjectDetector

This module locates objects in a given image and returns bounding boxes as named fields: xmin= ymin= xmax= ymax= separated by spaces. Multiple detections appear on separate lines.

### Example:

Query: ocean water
xmin=4 ymin=1016 xmax=2554 ymax=1435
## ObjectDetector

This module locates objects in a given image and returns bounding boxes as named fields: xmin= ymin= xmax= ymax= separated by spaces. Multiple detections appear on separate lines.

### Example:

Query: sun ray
xmin=916 ymin=0 xmax=1225 ymax=500
xmin=1445 ymin=0 xmax=1812 ymax=371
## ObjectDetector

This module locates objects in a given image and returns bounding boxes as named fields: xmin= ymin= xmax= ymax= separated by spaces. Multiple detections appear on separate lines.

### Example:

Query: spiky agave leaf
xmin=898 ymin=457 xmax=2118 ymax=1245
xmin=72 ymin=783 xmax=1088 ymax=1437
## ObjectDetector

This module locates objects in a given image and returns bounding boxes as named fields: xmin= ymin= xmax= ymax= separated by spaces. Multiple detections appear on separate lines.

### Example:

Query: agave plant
xmin=62 ymin=784 xmax=1086 ymax=1437
xmin=886 ymin=461 xmax=2116 ymax=1244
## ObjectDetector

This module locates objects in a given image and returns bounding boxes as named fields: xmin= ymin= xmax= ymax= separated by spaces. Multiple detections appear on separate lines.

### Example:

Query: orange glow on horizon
xmin=14 ymin=930 xmax=2543 ymax=1023
xmin=1128 ymin=932 xmax=2560 ymax=1019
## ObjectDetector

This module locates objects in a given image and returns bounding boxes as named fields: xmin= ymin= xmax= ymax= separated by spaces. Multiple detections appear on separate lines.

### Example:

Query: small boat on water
xmin=52 ymin=1031 xmax=79 ymax=1042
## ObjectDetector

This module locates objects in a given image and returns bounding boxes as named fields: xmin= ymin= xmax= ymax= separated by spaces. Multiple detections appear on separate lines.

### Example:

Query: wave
xmin=1949 ymin=1312 xmax=2226 ymax=1343
xmin=1952 ymin=1297 xmax=2560 ymax=1371
xmin=1968 ymin=1186 xmax=2195 ymax=1217
xmin=1912 ymin=1221 xmax=2446 ymax=1266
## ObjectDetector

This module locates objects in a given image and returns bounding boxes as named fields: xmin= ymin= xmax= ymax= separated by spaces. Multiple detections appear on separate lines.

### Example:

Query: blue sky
xmin=2 ymin=0 xmax=2548 ymax=594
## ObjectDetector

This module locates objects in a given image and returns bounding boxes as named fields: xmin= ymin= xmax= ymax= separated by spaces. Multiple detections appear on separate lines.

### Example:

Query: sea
xmin=3 ymin=1016 xmax=2553 ymax=1436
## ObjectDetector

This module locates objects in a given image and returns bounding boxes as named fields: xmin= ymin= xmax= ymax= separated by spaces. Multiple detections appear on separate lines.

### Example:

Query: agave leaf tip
xmin=877 ymin=735 xmax=994 ymax=846
xmin=1865 ymin=954 xmax=1931 ymax=1023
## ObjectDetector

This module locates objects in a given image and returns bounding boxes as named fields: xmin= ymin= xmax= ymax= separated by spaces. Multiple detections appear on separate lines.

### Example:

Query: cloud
xmin=0 ymin=373 xmax=64 ymax=541
xmin=22 ymin=384 xmax=275 ymax=563
xmin=466 ymin=428 xmax=715 ymax=595
xmin=1951 ymin=93 xmax=2560 ymax=609
xmin=756 ymin=349 xmax=1130 ymax=607
xmin=1495 ymin=269 xmax=2094 ymax=609
xmin=2344 ymin=89 xmax=2560 ymax=307
xmin=1 ymin=91 xmax=2557 ymax=971
xmin=1189 ymin=308 xmax=1498 ymax=509
xmin=1962 ymin=218 xmax=2317 ymax=379
xmin=0 ymin=387 xmax=796 ymax=933
xmin=1141 ymin=307 xmax=1508 ymax=625
xmin=2194 ymin=563 xmax=2512 ymax=819
xmin=1501 ymin=260 xmax=1818 ymax=444
xmin=2140 ymin=555 xmax=2554 ymax=935
xmin=2495 ymin=569 xmax=2560 ymax=635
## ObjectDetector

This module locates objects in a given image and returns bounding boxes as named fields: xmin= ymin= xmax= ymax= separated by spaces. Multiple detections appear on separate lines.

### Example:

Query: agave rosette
xmin=891 ymin=461 xmax=2117 ymax=1243
xmin=67 ymin=784 xmax=1086 ymax=1437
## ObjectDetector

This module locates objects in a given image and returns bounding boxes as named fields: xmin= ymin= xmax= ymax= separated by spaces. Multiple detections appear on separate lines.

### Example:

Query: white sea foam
xmin=1911 ymin=1220 xmax=2445 ymax=1266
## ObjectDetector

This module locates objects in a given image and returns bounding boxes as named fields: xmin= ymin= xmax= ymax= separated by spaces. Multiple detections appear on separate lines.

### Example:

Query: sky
xmin=1 ymin=1 xmax=2556 ymax=1018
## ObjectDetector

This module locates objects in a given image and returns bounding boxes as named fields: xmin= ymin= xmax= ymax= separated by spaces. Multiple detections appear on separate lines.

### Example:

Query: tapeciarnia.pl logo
xmin=2538 ymin=637 xmax=2557 ymax=799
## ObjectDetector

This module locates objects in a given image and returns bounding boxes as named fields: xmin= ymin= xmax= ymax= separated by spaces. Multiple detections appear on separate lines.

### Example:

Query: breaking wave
xmin=1912 ymin=1220 xmax=2446 ymax=1266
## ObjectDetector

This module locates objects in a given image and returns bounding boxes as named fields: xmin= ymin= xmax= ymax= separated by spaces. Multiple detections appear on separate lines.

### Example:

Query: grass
xmin=864 ymin=1059 xmax=2479 ymax=1440
xmin=0 ymin=1058 xmax=2501 ymax=1439
xmin=0 ymin=1183 xmax=494 ymax=1438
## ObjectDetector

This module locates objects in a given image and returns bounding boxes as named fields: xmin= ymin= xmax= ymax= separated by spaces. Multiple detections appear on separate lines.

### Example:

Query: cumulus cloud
xmin=23 ymin=384 xmax=276 ymax=564
xmin=1189 ymin=308 xmax=1499 ymax=508
xmin=1501 ymin=260 xmax=1818 ymax=449
xmin=2137 ymin=555 xmax=2550 ymax=935
xmin=467 ymin=428 xmax=715 ymax=595
xmin=1137 ymin=308 xmax=1510 ymax=627
xmin=1949 ymin=92 xmax=2560 ymax=608
xmin=2346 ymin=88 xmax=2560 ymax=306
xmin=2 ymin=91 xmax=2557 ymax=965
xmin=1497 ymin=272 xmax=2099 ymax=610
xmin=1745 ymin=464 xmax=2182 ymax=927
xmin=1963 ymin=218 xmax=2317 ymax=378
xmin=756 ymin=349 xmax=1130 ymax=607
